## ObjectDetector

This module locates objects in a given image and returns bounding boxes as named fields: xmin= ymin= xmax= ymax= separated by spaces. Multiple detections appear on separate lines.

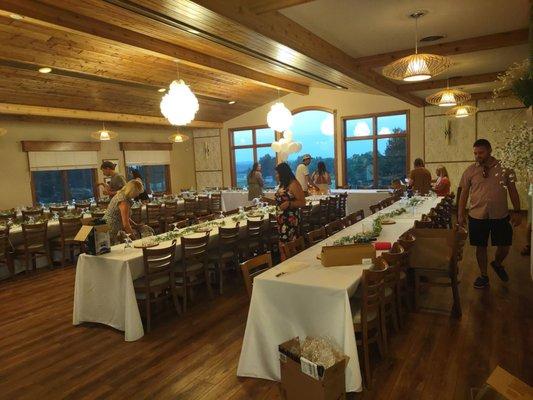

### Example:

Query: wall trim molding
xmin=119 ymin=142 xmax=172 ymax=151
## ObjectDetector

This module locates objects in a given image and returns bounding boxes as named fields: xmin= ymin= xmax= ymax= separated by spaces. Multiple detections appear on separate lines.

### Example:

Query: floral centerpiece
xmin=493 ymin=59 xmax=532 ymax=108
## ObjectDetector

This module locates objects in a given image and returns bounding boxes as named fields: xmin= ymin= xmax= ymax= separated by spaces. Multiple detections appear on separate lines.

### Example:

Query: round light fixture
xmin=9 ymin=13 xmax=23 ymax=20
xmin=38 ymin=67 xmax=52 ymax=74
xmin=266 ymin=102 xmax=293 ymax=132
xmin=91 ymin=123 xmax=118 ymax=141
xmin=228 ymin=100 xmax=236 ymax=105
xmin=382 ymin=12 xmax=450 ymax=82
xmin=160 ymin=79 xmax=199 ymax=126
xmin=158 ymin=88 xmax=166 ymax=93
xmin=425 ymin=88 xmax=471 ymax=107
xmin=168 ymin=132 xmax=190 ymax=143
xmin=446 ymin=105 xmax=478 ymax=118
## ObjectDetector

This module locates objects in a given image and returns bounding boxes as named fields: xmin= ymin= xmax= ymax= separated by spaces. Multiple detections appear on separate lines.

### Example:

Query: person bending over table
xmin=104 ymin=179 xmax=144 ymax=244
xmin=275 ymin=163 xmax=306 ymax=246
xmin=98 ymin=161 xmax=127 ymax=197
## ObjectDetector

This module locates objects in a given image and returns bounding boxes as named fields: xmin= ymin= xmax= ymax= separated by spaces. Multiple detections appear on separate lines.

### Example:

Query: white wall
xmin=0 ymin=118 xmax=196 ymax=209
xmin=221 ymin=87 xmax=424 ymax=186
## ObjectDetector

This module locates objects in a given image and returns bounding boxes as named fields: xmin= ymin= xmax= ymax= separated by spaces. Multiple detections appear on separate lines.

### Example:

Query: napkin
xmin=373 ymin=242 xmax=392 ymax=250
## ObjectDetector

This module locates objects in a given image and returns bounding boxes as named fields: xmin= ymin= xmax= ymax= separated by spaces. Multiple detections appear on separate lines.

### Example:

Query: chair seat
xmin=133 ymin=275 xmax=170 ymax=289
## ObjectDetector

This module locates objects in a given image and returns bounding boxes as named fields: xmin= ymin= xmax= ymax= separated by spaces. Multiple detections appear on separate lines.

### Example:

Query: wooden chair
xmin=224 ymin=208 xmax=239 ymax=216
xmin=171 ymin=219 xmax=189 ymax=230
xmin=161 ymin=201 xmax=179 ymax=232
xmin=266 ymin=214 xmax=280 ymax=256
xmin=380 ymin=256 xmax=401 ymax=337
xmin=414 ymin=214 xmax=435 ymax=228
xmin=210 ymin=193 xmax=222 ymax=214
xmin=195 ymin=196 xmax=211 ymax=217
xmin=175 ymin=233 xmax=213 ymax=312
xmin=240 ymin=252 xmax=273 ymax=298
xmin=347 ymin=209 xmax=364 ymax=225
xmin=130 ymin=206 xmax=142 ymax=225
xmin=340 ymin=216 xmax=352 ymax=228
xmin=0 ymin=209 xmax=16 ymax=222
xmin=196 ymin=214 xmax=216 ymax=224
xmin=0 ymin=225 xmax=14 ymax=279
xmin=91 ymin=210 xmax=105 ymax=220
xmin=145 ymin=203 xmax=162 ymax=233
xmin=351 ymin=265 xmax=387 ymax=389
xmin=50 ymin=216 xmax=83 ymax=268
xmin=369 ymin=203 xmax=382 ymax=215
xmin=337 ymin=192 xmax=348 ymax=218
xmin=312 ymin=198 xmax=328 ymax=228
xmin=244 ymin=218 xmax=265 ymax=258
xmin=326 ymin=196 xmax=338 ymax=223
xmin=299 ymin=205 xmax=313 ymax=236
xmin=152 ymin=191 xmax=165 ymax=199
xmin=409 ymin=226 xmax=467 ymax=318
xmin=382 ymin=243 xmax=409 ymax=324
xmin=325 ymin=219 xmax=344 ymax=237
xmin=21 ymin=208 xmax=43 ymax=221
xmin=49 ymin=205 xmax=68 ymax=214
xmin=14 ymin=221 xmax=52 ymax=272
xmin=280 ymin=236 xmax=306 ymax=260
xmin=74 ymin=203 xmax=90 ymax=212
xmin=209 ymin=224 xmax=240 ymax=294
xmin=97 ymin=199 xmax=110 ymax=209
xmin=180 ymin=198 xmax=197 ymax=219
xmin=134 ymin=240 xmax=180 ymax=332
xmin=305 ymin=227 xmax=327 ymax=247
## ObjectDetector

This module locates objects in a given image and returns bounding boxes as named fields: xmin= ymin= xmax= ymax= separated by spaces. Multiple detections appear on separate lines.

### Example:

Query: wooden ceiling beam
xmin=0 ymin=1 xmax=309 ymax=95
xmin=354 ymin=29 xmax=529 ymax=69
xmin=399 ymin=71 xmax=502 ymax=93
xmin=248 ymin=0 xmax=316 ymax=14
xmin=0 ymin=103 xmax=223 ymax=128
xmin=192 ymin=0 xmax=425 ymax=107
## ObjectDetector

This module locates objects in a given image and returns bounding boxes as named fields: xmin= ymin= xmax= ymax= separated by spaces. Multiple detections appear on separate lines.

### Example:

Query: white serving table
xmin=236 ymin=197 xmax=441 ymax=392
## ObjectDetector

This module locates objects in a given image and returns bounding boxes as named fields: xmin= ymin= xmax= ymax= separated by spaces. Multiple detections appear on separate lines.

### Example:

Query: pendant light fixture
xmin=426 ymin=79 xmax=472 ymax=106
xmin=266 ymin=89 xmax=293 ymax=133
xmin=446 ymin=105 xmax=478 ymax=118
xmin=91 ymin=122 xmax=117 ymax=141
xmin=382 ymin=11 xmax=450 ymax=82
xmin=160 ymin=60 xmax=199 ymax=126
xmin=168 ymin=131 xmax=190 ymax=143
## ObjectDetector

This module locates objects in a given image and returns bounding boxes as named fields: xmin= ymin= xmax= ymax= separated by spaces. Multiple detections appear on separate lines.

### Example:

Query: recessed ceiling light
xmin=420 ymin=35 xmax=446 ymax=42
xmin=9 ymin=13 xmax=23 ymax=20
xmin=187 ymin=28 xmax=200 ymax=34
xmin=228 ymin=100 xmax=236 ymax=105
xmin=335 ymin=85 xmax=343 ymax=89
xmin=158 ymin=88 xmax=166 ymax=92
xmin=38 ymin=67 xmax=52 ymax=73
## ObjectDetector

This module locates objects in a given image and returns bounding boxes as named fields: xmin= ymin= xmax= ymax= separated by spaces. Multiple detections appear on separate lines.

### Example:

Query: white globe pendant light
xmin=267 ymin=102 xmax=293 ymax=132
xmin=160 ymin=79 xmax=199 ymax=126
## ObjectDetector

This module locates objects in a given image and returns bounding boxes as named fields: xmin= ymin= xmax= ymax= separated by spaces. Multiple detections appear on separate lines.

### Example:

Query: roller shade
xmin=28 ymin=151 xmax=98 ymax=171
xmin=124 ymin=150 xmax=170 ymax=166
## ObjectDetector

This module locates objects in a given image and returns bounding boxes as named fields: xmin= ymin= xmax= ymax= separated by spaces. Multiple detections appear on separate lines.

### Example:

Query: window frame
xmin=127 ymin=164 xmax=171 ymax=194
xmin=229 ymin=125 xmax=279 ymax=187
xmin=30 ymin=168 xmax=99 ymax=205
xmin=341 ymin=110 xmax=410 ymax=189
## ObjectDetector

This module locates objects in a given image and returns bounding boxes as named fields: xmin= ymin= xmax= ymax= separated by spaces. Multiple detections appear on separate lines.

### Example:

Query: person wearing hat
xmin=98 ymin=161 xmax=127 ymax=197
xmin=295 ymin=154 xmax=318 ymax=195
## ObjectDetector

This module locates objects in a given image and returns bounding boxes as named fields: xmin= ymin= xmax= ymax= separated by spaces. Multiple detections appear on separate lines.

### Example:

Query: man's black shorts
xmin=468 ymin=215 xmax=513 ymax=247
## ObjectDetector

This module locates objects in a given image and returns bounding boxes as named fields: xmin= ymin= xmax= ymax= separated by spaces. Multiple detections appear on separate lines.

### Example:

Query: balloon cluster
xmin=270 ymin=130 xmax=302 ymax=161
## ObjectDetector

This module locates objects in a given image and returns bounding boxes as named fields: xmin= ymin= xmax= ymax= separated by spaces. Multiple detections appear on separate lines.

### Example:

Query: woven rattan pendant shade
xmin=382 ymin=53 xmax=451 ymax=82
xmin=446 ymin=105 xmax=478 ymax=118
xmin=91 ymin=123 xmax=118 ymax=141
xmin=425 ymin=88 xmax=472 ymax=106
xmin=168 ymin=132 xmax=190 ymax=143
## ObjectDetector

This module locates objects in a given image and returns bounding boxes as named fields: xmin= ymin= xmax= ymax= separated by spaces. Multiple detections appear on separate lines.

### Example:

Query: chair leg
xmin=61 ymin=244 xmax=67 ymax=268
xmin=182 ymin=273 xmax=188 ymax=313
xmin=170 ymin=285 xmax=181 ymax=316
xmin=204 ymin=264 xmax=214 ymax=299
xmin=145 ymin=296 xmax=151 ymax=333
xmin=218 ymin=260 xmax=224 ymax=295
xmin=376 ymin=326 xmax=386 ymax=359
xmin=414 ymin=273 xmax=421 ymax=312
xmin=391 ymin=299 xmax=400 ymax=332
xmin=380 ymin=306 xmax=388 ymax=356
xmin=451 ymin=277 xmax=462 ymax=318
xmin=362 ymin=331 xmax=372 ymax=389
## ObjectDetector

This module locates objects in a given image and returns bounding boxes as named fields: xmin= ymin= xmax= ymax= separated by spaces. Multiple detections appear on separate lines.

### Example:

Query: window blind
xmin=124 ymin=150 xmax=170 ymax=166
xmin=28 ymin=151 xmax=98 ymax=171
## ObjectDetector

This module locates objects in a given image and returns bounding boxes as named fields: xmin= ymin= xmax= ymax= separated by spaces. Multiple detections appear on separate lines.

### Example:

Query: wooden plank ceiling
xmin=0 ymin=0 xmax=528 ymax=126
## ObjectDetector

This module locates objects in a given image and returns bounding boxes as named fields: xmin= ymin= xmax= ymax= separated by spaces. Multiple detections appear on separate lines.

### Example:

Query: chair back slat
xmin=181 ymin=233 xmax=210 ymax=262
xmin=146 ymin=204 xmax=162 ymax=221
xmin=326 ymin=196 xmax=338 ymax=222
xmin=305 ymin=227 xmax=327 ymax=246
xmin=299 ymin=205 xmax=313 ymax=235
xmin=325 ymin=219 xmax=344 ymax=236
xmin=22 ymin=209 xmax=44 ymax=221
xmin=22 ymin=221 xmax=48 ymax=247
xmin=143 ymin=240 xmax=176 ymax=279
xmin=0 ymin=225 xmax=10 ymax=259
xmin=240 ymin=252 xmax=273 ymax=298
xmin=59 ymin=217 xmax=82 ymax=240
xmin=184 ymin=198 xmax=198 ymax=213
xmin=361 ymin=266 xmax=385 ymax=318
xmin=246 ymin=218 xmax=264 ymax=239
xmin=280 ymin=236 xmax=306 ymax=260
xmin=210 ymin=193 xmax=222 ymax=213
xmin=131 ymin=206 xmax=142 ymax=224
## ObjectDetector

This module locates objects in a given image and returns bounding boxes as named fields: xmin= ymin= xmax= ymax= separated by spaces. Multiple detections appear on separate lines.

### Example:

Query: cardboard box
xmin=473 ymin=366 xmax=533 ymax=400
xmin=279 ymin=338 xmax=348 ymax=400
xmin=74 ymin=220 xmax=111 ymax=255
xmin=320 ymin=243 xmax=376 ymax=267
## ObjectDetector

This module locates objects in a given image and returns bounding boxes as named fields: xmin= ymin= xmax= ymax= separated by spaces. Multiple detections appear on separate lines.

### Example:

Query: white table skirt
xmin=72 ymin=215 xmax=267 ymax=341
xmin=237 ymin=197 xmax=441 ymax=392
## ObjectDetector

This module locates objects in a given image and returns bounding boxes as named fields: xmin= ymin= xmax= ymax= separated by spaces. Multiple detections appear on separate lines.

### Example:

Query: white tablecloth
xmin=73 ymin=215 xmax=267 ymax=341
xmin=237 ymin=197 xmax=441 ymax=392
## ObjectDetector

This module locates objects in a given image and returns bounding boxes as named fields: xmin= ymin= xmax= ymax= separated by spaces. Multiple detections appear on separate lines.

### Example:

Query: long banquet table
xmin=236 ymin=196 xmax=442 ymax=392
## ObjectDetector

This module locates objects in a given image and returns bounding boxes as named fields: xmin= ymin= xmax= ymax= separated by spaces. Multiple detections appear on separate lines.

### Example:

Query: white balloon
xmin=267 ymin=102 xmax=293 ymax=132
xmin=294 ymin=142 xmax=302 ymax=152
xmin=288 ymin=142 xmax=299 ymax=153
xmin=271 ymin=142 xmax=281 ymax=152
xmin=281 ymin=142 xmax=291 ymax=152
xmin=283 ymin=130 xmax=293 ymax=141
xmin=278 ymin=138 xmax=287 ymax=145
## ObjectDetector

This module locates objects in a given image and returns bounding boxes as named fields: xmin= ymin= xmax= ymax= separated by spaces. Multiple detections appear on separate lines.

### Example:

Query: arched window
xmin=286 ymin=108 xmax=336 ymax=188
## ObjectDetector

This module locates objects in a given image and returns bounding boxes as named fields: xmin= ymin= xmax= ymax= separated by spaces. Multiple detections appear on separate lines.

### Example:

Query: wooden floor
xmin=0 ymin=226 xmax=531 ymax=400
